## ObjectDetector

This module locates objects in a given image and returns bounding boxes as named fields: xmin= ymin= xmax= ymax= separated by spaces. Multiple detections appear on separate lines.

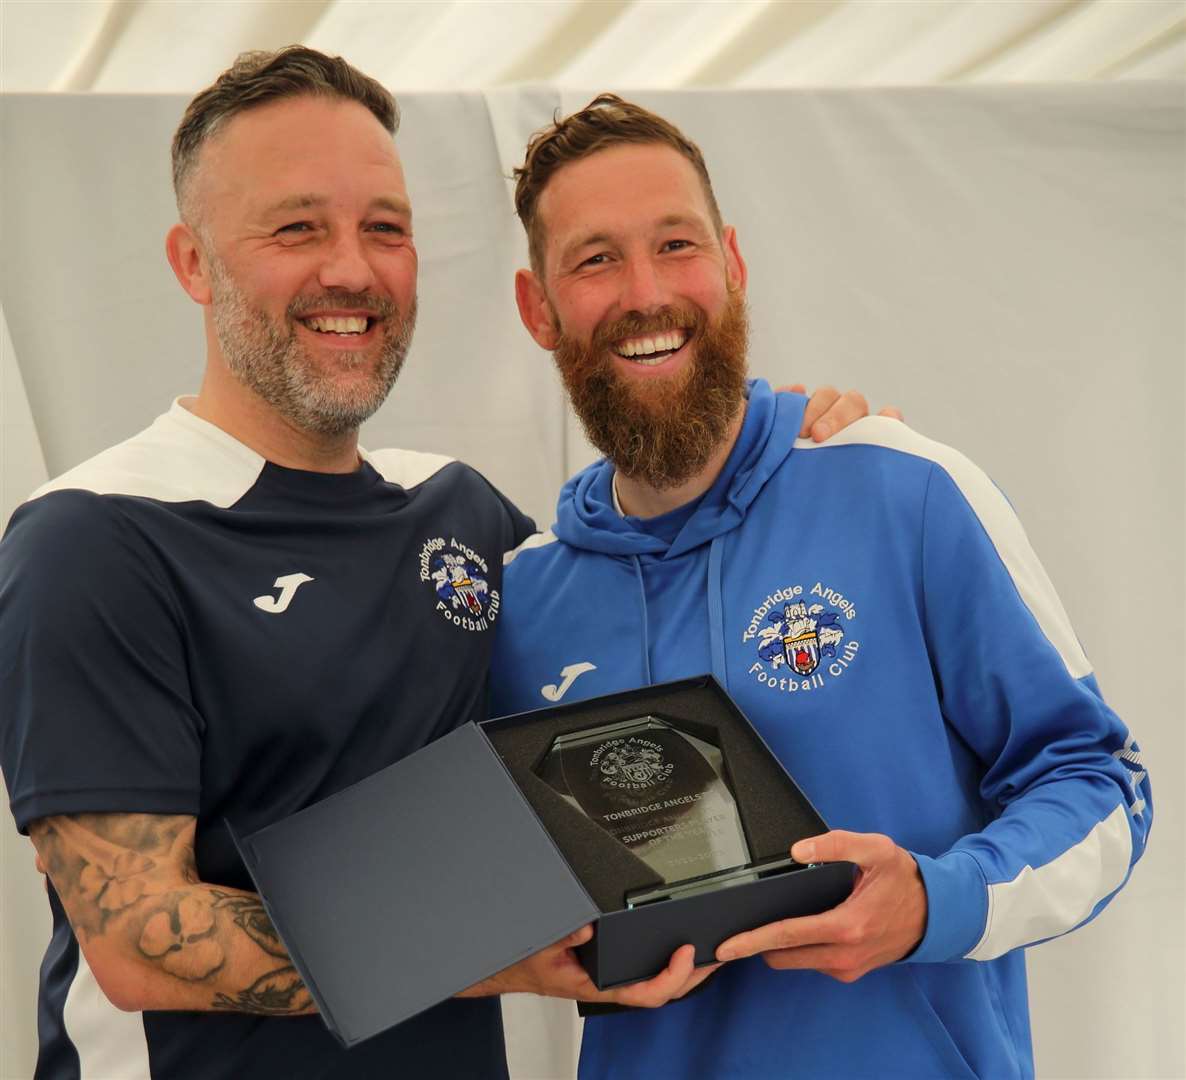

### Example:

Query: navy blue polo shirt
xmin=0 ymin=400 xmax=534 ymax=1079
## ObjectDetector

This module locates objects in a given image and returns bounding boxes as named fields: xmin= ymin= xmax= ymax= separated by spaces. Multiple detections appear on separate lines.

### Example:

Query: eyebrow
xmin=564 ymin=231 xmax=611 ymax=257
xmin=561 ymin=215 xmax=709 ymax=260
xmin=260 ymin=193 xmax=412 ymax=217
xmin=370 ymin=195 xmax=413 ymax=216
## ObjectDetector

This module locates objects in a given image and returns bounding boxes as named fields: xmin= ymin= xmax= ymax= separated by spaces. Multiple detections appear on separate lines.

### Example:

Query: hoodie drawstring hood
xmin=552 ymin=381 xmax=807 ymax=691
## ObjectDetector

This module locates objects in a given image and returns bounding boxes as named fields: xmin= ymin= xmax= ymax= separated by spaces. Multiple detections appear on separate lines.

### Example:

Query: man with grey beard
xmin=0 ymin=51 xmax=875 ymax=1080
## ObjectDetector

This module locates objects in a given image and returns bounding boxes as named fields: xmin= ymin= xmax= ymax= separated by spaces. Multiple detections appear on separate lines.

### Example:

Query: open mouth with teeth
xmin=612 ymin=328 xmax=689 ymax=367
xmin=300 ymin=315 xmax=377 ymax=337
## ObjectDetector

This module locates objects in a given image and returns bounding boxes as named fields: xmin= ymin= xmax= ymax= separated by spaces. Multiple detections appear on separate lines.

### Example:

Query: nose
xmin=618 ymin=256 xmax=666 ymax=316
xmin=317 ymin=231 xmax=377 ymax=295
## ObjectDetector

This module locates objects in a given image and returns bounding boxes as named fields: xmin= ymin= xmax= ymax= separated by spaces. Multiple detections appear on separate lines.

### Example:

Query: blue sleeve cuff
xmin=906 ymin=849 xmax=989 ymax=963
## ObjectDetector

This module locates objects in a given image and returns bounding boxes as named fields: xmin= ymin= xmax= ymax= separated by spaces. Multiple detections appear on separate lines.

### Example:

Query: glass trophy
xmin=536 ymin=715 xmax=795 ymax=907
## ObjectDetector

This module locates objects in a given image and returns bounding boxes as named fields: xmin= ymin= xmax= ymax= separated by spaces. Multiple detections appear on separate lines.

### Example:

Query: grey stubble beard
xmin=208 ymin=255 xmax=416 ymax=438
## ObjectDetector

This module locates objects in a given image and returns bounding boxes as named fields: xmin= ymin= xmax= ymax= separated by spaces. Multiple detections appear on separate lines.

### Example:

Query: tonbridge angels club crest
xmin=420 ymin=536 xmax=501 ymax=632
xmin=598 ymin=738 xmax=674 ymax=790
xmin=782 ymin=629 xmax=821 ymax=675
xmin=432 ymin=552 xmax=487 ymax=616
xmin=757 ymin=600 xmax=844 ymax=676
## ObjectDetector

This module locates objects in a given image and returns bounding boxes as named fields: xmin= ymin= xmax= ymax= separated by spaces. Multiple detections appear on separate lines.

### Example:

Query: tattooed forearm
xmin=213 ymin=965 xmax=313 ymax=1014
xmin=210 ymin=890 xmax=288 ymax=958
xmin=129 ymin=888 xmax=312 ymax=1012
xmin=205 ymin=893 xmax=311 ymax=1013
xmin=29 ymin=812 xmax=315 ymax=1015
xmin=137 ymin=889 xmax=226 ymax=980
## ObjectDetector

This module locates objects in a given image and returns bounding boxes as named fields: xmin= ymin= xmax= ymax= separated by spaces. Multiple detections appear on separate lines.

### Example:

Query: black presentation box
xmin=230 ymin=676 xmax=853 ymax=1048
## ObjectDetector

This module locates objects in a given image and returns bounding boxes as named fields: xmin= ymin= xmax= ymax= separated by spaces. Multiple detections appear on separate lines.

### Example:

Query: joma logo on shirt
xmin=253 ymin=573 xmax=314 ymax=614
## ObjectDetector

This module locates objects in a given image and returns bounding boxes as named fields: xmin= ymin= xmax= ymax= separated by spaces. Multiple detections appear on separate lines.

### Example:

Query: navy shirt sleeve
xmin=0 ymin=491 xmax=203 ymax=832
xmin=475 ymin=472 xmax=536 ymax=552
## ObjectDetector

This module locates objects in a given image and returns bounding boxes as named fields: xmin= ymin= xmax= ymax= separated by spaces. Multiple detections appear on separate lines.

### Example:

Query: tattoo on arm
xmin=212 ymin=965 xmax=311 ymax=1014
xmin=208 ymin=891 xmax=313 ymax=1014
xmin=30 ymin=813 xmax=313 ymax=1015
xmin=210 ymin=890 xmax=287 ymax=957
xmin=29 ymin=814 xmax=189 ymax=939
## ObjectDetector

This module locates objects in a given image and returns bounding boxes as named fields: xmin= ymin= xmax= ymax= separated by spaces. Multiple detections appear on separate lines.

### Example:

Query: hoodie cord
xmin=630 ymin=554 xmax=653 ymax=684
xmin=707 ymin=536 xmax=728 ymax=688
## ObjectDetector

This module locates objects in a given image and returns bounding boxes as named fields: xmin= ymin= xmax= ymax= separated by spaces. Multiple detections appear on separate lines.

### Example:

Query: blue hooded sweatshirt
xmin=491 ymin=380 xmax=1150 ymax=1079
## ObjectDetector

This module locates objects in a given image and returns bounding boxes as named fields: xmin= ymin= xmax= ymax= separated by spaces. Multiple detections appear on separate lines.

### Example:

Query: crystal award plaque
xmin=537 ymin=715 xmax=792 ymax=907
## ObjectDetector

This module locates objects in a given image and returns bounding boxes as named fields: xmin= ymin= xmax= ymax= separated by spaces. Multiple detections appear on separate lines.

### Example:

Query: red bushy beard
xmin=552 ymin=289 xmax=749 ymax=490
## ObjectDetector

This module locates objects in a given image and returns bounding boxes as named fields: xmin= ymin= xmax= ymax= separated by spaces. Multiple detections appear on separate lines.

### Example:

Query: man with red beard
xmin=492 ymin=96 xmax=1150 ymax=1079
xmin=0 ymin=52 xmax=880 ymax=1079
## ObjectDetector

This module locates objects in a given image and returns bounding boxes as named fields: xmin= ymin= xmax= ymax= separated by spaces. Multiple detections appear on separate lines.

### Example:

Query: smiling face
xmin=189 ymin=94 xmax=418 ymax=436
xmin=516 ymin=141 xmax=749 ymax=489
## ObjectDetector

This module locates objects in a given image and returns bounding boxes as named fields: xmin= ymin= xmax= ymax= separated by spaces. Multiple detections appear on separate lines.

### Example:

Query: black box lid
xmin=230 ymin=722 xmax=600 ymax=1047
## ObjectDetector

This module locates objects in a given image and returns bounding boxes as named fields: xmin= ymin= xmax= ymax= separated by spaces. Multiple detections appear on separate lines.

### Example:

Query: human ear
xmin=722 ymin=225 xmax=748 ymax=294
xmin=514 ymin=268 xmax=561 ymax=350
xmin=165 ymin=223 xmax=213 ymax=305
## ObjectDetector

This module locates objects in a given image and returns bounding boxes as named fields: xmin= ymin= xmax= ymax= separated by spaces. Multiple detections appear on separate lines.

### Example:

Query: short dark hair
xmin=171 ymin=46 xmax=398 ymax=220
xmin=513 ymin=93 xmax=723 ymax=272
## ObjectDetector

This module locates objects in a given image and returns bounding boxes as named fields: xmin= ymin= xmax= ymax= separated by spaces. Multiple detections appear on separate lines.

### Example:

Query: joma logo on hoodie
xmin=541 ymin=662 xmax=597 ymax=701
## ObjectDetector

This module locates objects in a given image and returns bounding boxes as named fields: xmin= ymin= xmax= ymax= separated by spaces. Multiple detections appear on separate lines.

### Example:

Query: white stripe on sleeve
xmin=967 ymin=803 xmax=1133 ymax=960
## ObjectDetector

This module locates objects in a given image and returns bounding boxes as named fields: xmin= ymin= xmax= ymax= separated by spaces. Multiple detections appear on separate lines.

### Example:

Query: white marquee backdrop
xmin=1 ymin=84 xmax=1183 ymax=1079
xmin=2 ymin=0 xmax=1184 ymax=93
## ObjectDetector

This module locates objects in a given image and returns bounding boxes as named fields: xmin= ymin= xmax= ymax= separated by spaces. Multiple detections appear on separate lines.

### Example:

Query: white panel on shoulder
xmin=362 ymin=447 xmax=455 ymax=489
xmin=968 ymin=803 xmax=1133 ymax=961
xmin=63 ymin=950 xmax=151 ymax=1079
xmin=504 ymin=528 xmax=557 ymax=566
xmin=30 ymin=399 xmax=265 ymax=508
xmin=794 ymin=417 xmax=1092 ymax=679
